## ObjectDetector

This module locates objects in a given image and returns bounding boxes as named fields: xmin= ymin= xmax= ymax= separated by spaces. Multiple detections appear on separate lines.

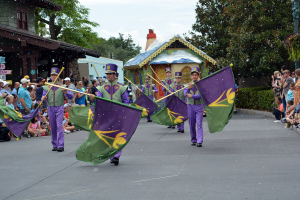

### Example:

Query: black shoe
xmin=234 ymin=110 xmax=237 ymax=114
xmin=52 ymin=147 xmax=58 ymax=151
xmin=147 ymin=120 xmax=152 ymax=122
xmin=172 ymin=126 xmax=175 ymax=129
xmin=57 ymin=147 xmax=64 ymax=152
xmin=110 ymin=158 xmax=119 ymax=166
xmin=177 ymin=130 xmax=181 ymax=132
xmin=197 ymin=143 xmax=202 ymax=147
xmin=180 ymin=130 xmax=184 ymax=133
xmin=167 ymin=126 xmax=172 ymax=128
xmin=191 ymin=142 xmax=196 ymax=146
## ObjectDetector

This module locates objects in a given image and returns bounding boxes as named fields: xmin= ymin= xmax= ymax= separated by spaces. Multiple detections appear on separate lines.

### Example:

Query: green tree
xmin=185 ymin=0 xmax=230 ymax=60
xmin=223 ymin=0 xmax=293 ymax=82
xmin=186 ymin=0 xmax=295 ymax=84
xmin=93 ymin=33 xmax=142 ymax=63
xmin=35 ymin=0 xmax=100 ymax=49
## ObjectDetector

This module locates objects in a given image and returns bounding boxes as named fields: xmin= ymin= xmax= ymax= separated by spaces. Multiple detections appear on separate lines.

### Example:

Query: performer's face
xmin=106 ymin=73 xmax=115 ymax=82
xmin=51 ymin=74 xmax=58 ymax=82
xmin=145 ymin=78 xmax=150 ymax=83
xmin=176 ymin=77 xmax=181 ymax=83
xmin=191 ymin=72 xmax=199 ymax=82
xmin=166 ymin=72 xmax=172 ymax=78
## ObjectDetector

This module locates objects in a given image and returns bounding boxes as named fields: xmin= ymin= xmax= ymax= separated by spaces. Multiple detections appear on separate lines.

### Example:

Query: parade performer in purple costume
xmin=184 ymin=67 xmax=204 ymax=147
xmin=141 ymin=75 xmax=158 ymax=122
xmin=170 ymin=72 xmax=186 ymax=133
xmin=41 ymin=67 xmax=73 ymax=152
xmin=161 ymin=67 xmax=176 ymax=128
xmin=94 ymin=63 xmax=129 ymax=166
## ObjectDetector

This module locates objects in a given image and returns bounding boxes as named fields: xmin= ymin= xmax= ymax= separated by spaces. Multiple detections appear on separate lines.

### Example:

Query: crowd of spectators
xmin=272 ymin=65 xmax=300 ymax=129
xmin=0 ymin=75 xmax=105 ymax=142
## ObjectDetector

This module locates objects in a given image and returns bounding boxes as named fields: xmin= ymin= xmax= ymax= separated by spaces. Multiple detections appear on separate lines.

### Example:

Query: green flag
xmin=69 ymin=105 xmax=94 ymax=131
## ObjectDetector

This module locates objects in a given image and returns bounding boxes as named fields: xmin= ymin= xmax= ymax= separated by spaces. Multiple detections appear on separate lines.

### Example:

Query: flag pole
xmin=39 ymin=67 xmax=65 ymax=106
xmin=149 ymin=65 xmax=163 ymax=82
xmin=124 ymin=76 xmax=143 ymax=92
xmin=147 ymin=74 xmax=172 ymax=93
xmin=156 ymin=84 xmax=191 ymax=103
xmin=92 ymin=64 xmax=101 ymax=82
xmin=45 ymin=82 xmax=93 ymax=96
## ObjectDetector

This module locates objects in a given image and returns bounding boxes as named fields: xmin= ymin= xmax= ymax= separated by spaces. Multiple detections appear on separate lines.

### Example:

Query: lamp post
xmin=292 ymin=0 xmax=299 ymax=70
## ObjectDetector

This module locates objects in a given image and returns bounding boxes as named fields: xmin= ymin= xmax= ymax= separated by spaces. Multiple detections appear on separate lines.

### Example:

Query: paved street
xmin=1 ymin=113 xmax=300 ymax=200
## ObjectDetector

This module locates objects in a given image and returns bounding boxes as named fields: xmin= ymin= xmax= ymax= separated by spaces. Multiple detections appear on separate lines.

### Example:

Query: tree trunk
xmin=49 ymin=14 xmax=57 ymax=40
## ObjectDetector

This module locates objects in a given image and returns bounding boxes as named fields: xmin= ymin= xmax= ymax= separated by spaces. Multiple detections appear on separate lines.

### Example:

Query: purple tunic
xmin=184 ymin=87 xmax=204 ymax=143
xmin=42 ymin=87 xmax=73 ymax=148
xmin=97 ymin=88 xmax=129 ymax=160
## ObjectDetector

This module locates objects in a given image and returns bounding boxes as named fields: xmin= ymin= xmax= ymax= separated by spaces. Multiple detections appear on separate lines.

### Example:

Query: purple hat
xmin=105 ymin=63 xmax=118 ymax=74
xmin=50 ymin=67 xmax=60 ymax=75
xmin=191 ymin=67 xmax=200 ymax=74
xmin=145 ymin=75 xmax=150 ymax=79
xmin=165 ymin=68 xmax=171 ymax=72
xmin=116 ymin=73 xmax=119 ymax=78
xmin=175 ymin=72 xmax=182 ymax=78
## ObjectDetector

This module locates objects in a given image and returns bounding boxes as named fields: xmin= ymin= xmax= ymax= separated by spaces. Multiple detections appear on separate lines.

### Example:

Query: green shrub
xmin=236 ymin=87 xmax=275 ymax=111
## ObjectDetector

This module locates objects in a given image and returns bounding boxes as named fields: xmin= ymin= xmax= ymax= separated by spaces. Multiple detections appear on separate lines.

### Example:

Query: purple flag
xmin=151 ymin=95 xmax=188 ymax=126
xmin=76 ymin=97 xmax=143 ymax=165
xmin=131 ymin=93 xmax=158 ymax=118
xmin=0 ymin=107 xmax=39 ymax=138
xmin=195 ymin=66 xmax=235 ymax=132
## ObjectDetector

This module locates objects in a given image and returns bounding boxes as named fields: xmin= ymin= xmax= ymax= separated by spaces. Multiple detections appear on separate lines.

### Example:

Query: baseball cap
xmin=64 ymin=77 xmax=71 ymax=81
xmin=3 ymin=81 xmax=8 ymax=87
xmin=64 ymin=103 xmax=72 ymax=108
xmin=24 ymin=75 xmax=29 ymax=79
xmin=21 ymin=78 xmax=30 ymax=84
xmin=36 ymin=77 xmax=45 ymax=83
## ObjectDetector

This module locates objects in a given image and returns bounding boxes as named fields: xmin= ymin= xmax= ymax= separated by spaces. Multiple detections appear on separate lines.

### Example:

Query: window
xmin=181 ymin=66 xmax=192 ymax=84
xmin=16 ymin=6 xmax=28 ymax=30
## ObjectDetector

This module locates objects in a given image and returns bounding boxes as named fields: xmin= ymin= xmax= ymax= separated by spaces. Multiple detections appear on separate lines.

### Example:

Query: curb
xmin=237 ymin=108 xmax=300 ymax=135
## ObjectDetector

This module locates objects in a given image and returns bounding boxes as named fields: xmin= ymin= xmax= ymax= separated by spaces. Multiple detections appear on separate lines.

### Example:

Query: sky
xmin=78 ymin=0 xmax=199 ymax=51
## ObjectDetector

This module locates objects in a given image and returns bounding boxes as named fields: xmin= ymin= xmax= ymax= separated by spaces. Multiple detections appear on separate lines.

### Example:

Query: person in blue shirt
xmin=75 ymin=81 xmax=87 ymax=106
xmin=1 ymin=81 xmax=11 ymax=95
xmin=18 ymin=78 xmax=32 ymax=115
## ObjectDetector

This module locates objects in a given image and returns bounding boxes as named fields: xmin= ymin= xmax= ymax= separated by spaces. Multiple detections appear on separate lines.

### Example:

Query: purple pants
xmin=110 ymin=150 xmax=122 ymax=160
xmin=177 ymin=122 xmax=184 ymax=130
xmin=48 ymin=106 xmax=64 ymax=148
xmin=187 ymin=104 xmax=204 ymax=143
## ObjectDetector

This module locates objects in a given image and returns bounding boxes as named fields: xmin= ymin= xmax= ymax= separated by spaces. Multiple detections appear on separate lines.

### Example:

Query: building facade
xmin=78 ymin=56 xmax=124 ymax=84
xmin=124 ymin=30 xmax=216 ymax=99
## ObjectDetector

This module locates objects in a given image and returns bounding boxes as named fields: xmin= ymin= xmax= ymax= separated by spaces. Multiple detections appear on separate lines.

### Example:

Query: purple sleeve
xmin=121 ymin=91 xmax=129 ymax=105
xmin=64 ymin=90 xmax=73 ymax=99
xmin=97 ymin=91 xmax=103 ymax=97
xmin=42 ymin=89 xmax=47 ymax=100
xmin=141 ymin=87 xmax=145 ymax=93
xmin=184 ymin=88 xmax=189 ymax=97
xmin=192 ymin=94 xmax=202 ymax=100
xmin=153 ymin=85 xmax=158 ymax=93
xmin=169 ymin=87 xmax=174 ymax=92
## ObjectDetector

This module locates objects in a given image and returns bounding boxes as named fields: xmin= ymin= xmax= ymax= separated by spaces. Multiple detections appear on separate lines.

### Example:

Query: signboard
xmin=0 ymin=70 xmax=12 ymax=75
xmin=0 ymin=64 xmax=5 ymax=69
xmin=0 ymin=57 xmax=5 ymax=64
xmin=0 ymin=75 xmax=6 ymax=80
